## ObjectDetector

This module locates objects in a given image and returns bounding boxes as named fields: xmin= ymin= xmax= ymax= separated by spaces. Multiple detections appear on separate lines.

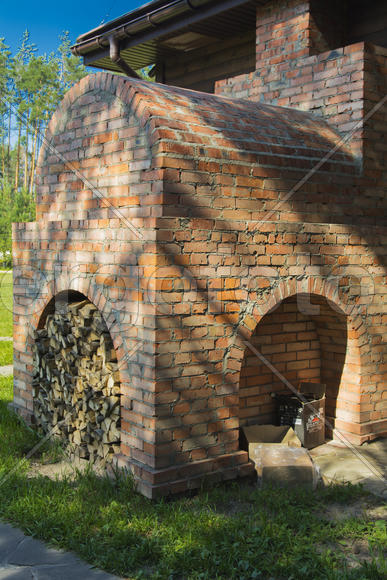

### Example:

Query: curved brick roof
xmin=46 ymin=72 xmax=355 ymax=175
xmin=36 ymin=72 xmax=357 ymax=223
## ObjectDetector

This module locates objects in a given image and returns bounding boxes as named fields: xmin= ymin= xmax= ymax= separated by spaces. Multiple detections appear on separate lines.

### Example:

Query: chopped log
xmin=33 ymin=299 xmax=120 ymax=464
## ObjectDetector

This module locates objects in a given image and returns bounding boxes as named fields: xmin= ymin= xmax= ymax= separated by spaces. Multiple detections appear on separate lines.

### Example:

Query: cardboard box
xmin=242 ymin=424 xmax=301 ymax=449
xmin=276 ymin=382 xmax=326 ymax=449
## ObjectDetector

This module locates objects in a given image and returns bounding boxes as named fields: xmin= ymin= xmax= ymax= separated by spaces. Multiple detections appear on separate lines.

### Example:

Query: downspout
xmin=109 ymin=36 xmax=141 ymax=78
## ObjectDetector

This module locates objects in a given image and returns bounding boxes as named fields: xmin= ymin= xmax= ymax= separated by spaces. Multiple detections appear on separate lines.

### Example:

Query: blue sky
xmin=2 ymin=0 xmax=145 ymax=55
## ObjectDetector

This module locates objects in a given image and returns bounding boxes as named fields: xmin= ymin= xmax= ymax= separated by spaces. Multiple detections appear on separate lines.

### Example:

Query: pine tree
xmin=11 ymin=30 xmax=37 ymax=189
xmin=0 ymin=38 xmax=11 ymax=179
xmin=0 ymin=30 xmax=86 ymax=266
xmin=57 ymin=31 xmax=86 ymax=95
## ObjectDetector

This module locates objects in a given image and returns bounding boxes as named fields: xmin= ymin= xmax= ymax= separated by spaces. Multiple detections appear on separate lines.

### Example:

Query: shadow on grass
xmin=1 ymin=468 xmax=385 ymax=580
xmin=0 ymin=376 xmax=385 ymax=579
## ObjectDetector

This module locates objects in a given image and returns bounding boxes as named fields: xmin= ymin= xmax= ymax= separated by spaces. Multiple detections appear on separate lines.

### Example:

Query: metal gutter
xmin=76 ymin=0 xmax=180 ymax=43
xmin=72 ymin=0 xmax=213 ymax=56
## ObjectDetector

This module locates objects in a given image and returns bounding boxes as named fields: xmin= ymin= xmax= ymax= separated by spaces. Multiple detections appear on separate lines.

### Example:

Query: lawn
xmin=0 ymin=376 xmax=386 ymax=579
xmin=0 ymin=341 xmax=13 ymax=365
xmin=0 ymin=271 xmax=12 ymax=337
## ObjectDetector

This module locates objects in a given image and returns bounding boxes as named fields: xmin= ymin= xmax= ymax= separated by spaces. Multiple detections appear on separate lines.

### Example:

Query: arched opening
xmin=239 ymin=293 xmax=355 ymax=441
xmin=33 ymin=291 xmax=120 ymax=465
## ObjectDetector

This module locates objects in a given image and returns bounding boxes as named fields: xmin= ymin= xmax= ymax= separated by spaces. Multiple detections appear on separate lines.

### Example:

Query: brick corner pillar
xmin=13 ymin=73 xmax=256 ymax=499
xmin=255 ymin=0 xmax=313 ymax=69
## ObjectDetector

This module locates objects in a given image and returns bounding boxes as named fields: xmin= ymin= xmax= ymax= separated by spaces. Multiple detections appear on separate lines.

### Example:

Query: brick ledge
xmin=112 ymin=450 xmax=254 ymax=498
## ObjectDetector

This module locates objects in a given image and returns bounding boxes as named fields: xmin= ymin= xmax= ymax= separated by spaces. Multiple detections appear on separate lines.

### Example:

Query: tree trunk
xmin=7 ymin=104 xmax=11 ymax=174
xmin=15 ymin=121 xmax=21 ymax=190
xmin=23 ymin=112 xmax=29 ymax=189
xmin=29 ymin=120 xmax=38 ymax=194
xmin=1 ymin=114 xmax=5 ymax=177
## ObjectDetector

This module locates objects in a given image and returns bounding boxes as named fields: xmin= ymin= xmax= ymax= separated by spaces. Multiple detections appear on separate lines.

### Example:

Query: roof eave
xmin=71 ymin=0 xmax=260 ymax=62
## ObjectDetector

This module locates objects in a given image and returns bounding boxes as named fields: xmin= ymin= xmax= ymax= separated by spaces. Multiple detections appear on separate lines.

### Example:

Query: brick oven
xmin=13 ymin=0 xmax=387 ymax=497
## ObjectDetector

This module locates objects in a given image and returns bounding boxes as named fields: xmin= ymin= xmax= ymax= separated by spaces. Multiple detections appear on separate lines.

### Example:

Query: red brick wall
xmin=156 ymin=214 xmax=385 ymax=448
xmin=362 ymin=44 xmax=387 ymax=177
xmin=13 ymin=73 xmax=387 ymax=498
xmin=36 ymin=75 xmax=160 ymax=222
xmin=214 ymin=1 xmax=387 ymax=164
xmin=254 ymin=0 xmax=346 ymax=63
xmin=216 ymin=43 xmax=368 ymax=161
xmin=309 ymin=0 xmax=347 ymax=54
xmin=255 ymin=0 xmax=312 ymax=67
xmin=13 ymin=75 xmax=163 ymax=492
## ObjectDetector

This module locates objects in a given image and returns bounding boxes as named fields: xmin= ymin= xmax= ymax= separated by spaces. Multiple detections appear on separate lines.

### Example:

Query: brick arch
xmin=31 ymin=285 xmax=124 ymax=464
xmin=225 ymin=278 xmax=368 ymax=444
xmin=14 ymin=71 xmax=384 ymax=495
xmin=229 ymin=277 xmax=366 ymax=364
xmin=20 ymin=276 xmax=129 ymax=393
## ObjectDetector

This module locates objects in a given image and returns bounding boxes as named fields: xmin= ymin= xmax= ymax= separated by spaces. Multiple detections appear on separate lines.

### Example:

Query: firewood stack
xmin=33 ymin=299 xmax=120 ymax=464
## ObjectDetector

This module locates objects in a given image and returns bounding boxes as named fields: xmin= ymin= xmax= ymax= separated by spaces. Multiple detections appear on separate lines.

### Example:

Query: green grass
xmin=0 ymin=341 xmax=13 ymax=365
xmin=0 ymin=376 xmax=385 ymax=579
xmin=0 ymin=271 xmax=12 ymax=337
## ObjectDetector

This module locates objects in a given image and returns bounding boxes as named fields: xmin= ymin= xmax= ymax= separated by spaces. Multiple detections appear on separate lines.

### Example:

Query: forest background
xmin=0 ymin=31 xmax=86 ymax=267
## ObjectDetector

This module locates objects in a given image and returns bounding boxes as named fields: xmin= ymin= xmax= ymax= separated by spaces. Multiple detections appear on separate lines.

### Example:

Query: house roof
xmin=71 ymin=0 xmax=259 ymax=73
xmin=71 ymin=0 xmax=387 ymax=75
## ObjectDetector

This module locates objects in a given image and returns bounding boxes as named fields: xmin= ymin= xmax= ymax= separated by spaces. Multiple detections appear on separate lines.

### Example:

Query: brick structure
xmin=13 ymin=0 xmax=386 ymax=497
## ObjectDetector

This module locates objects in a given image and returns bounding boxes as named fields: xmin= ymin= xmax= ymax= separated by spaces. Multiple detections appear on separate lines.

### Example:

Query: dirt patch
xmin=316 ymin=494 xmax=387 ymax=571
xmin=319 ymin=538 xmax=381 ymax=570
xmin=27 ymin=455 xmax=104 ymax=480
xmin=214 ymin=500 xmax=253 ymax=516
xmin=317 ymin=497 xmax=387 ymax=523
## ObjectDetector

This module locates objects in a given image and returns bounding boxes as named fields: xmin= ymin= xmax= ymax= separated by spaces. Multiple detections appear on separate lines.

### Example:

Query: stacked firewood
xmin=33 ymin=299 xmax=120 ymax=464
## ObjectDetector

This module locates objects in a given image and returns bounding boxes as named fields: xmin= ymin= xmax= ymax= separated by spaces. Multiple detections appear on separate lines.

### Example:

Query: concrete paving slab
xmin=310 ymin=437 xmax=387 ymax=497
xmin=0 ymin=525 xmax=25 ymax=561
xmin=0 ymin=566 xmax=33 ymax=579
xmin=312 ymin=454 xmax=369 ymax=482
xmin=249 ymin=444 xmax=318 ymax=488
xmin=8 ymin=537 xmax=77 ymax=567
xmin=0 ymin=367 xmax=13 ymax=377
xmin=0 ymin=523 xmax=119 ymax=579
